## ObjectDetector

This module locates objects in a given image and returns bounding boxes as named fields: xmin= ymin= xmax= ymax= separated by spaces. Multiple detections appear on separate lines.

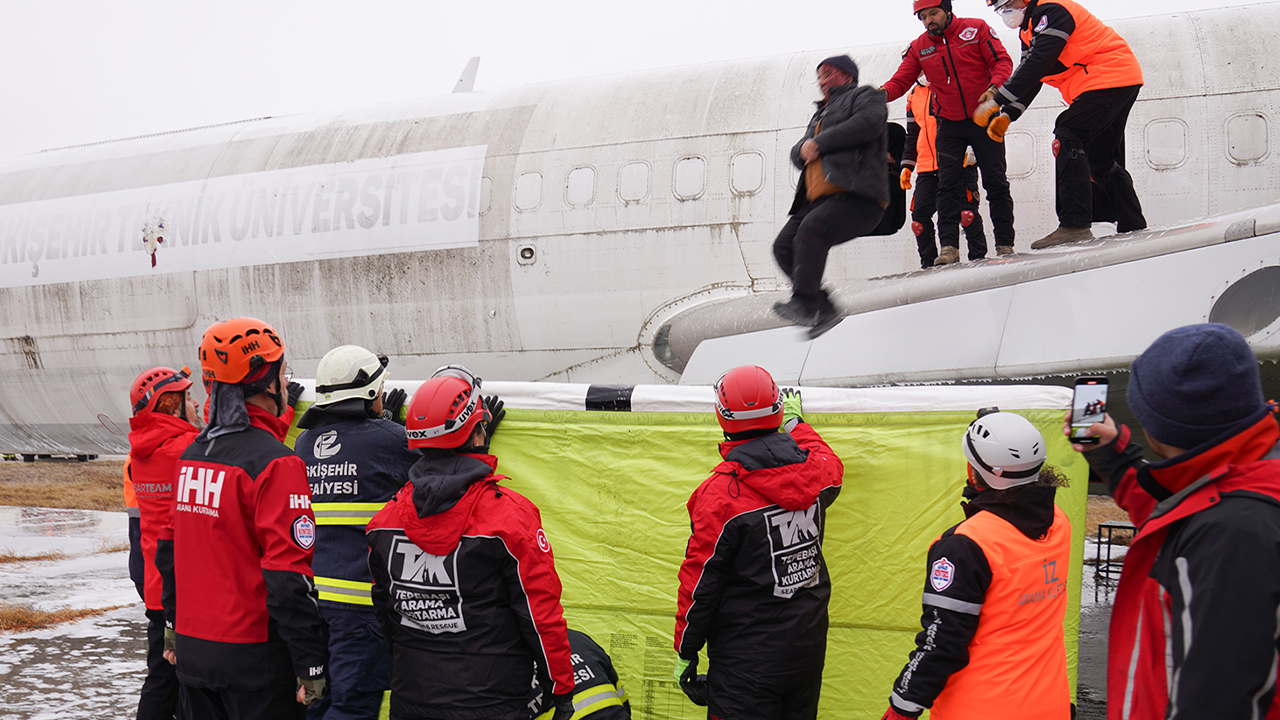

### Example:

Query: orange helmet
xmin=405 ymin=366 xmax=486 ymax=449
xmin=714 ymin=365 xmax=783 ymax=434
xmin=131 ymin=366 xmax=193 ymax=415
xmin=198 ymin=317 xmax=285 ymax=384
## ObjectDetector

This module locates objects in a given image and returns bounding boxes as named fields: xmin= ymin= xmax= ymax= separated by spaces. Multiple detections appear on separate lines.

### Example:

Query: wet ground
xmin=0 ymin=509 xmax=1123 ymax=719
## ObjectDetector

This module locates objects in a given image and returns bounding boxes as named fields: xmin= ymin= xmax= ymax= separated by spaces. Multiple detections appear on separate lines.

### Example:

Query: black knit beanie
xmin=817 ymin=55 xmax=860 ymax=85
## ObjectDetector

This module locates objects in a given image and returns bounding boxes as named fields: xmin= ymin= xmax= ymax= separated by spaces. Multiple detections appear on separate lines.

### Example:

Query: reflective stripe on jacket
xmin=930 ymin=506 xmax=1072 ymax=719
xmin=1020 ymin=0 xmax=1142 ymax=103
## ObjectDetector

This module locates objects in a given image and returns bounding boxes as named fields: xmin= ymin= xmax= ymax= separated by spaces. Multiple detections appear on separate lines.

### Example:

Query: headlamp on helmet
xmin=405 ymin=365 xmax=487 ymax=449
xmin=714 ymin=366 xmax=784 ymax=434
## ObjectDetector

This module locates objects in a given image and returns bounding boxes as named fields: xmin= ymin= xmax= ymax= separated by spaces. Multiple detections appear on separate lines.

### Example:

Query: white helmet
xmin=962 ymin=411 xmax=1046 ymax=490
xmin=314 ymin=345 xmax=388 ymax=407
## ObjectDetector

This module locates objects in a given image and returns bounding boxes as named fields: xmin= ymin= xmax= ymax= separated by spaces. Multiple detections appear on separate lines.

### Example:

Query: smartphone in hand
xmin=1070 ymin=376 xmax=1108 ymax=444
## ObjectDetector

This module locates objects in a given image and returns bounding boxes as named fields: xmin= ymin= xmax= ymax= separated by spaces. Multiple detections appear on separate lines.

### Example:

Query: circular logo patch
xmin=293 ymin=516 xmax=316 ymax=550
xmin=536 ymin=528 xmax=551 ymax=553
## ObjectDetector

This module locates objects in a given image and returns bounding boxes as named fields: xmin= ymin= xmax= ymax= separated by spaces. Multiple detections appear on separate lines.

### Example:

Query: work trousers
xmin=935 ymin=118 xmax=1015 ymax=249
xmin=182 ymin=680 xmax=305 ymax=720
xmin=772 ymin=192 xmax=884 ymax=314
xmin=1054 ymin=84 xmax=1146 ymax=232
xmin=137 ymin=608 xmax=182 ymax=720
xmin=912 ymin=167 xmax=987 ymax=267
xmin=706 ymin=657 xmax=825 ymax=720
xmin=306 ymin=607 xmax=389 ymax=720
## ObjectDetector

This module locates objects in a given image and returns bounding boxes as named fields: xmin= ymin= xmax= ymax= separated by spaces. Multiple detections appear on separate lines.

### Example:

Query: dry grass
xmin=0 ymin=604 xmax=127 ymax=632
xmin=0 ymin=459 xmax=126 ymax=511
xmin=0 ymin=549 xmax=67 ymax=564
xmin=1085 ymin=495 xmax=1133 ymax=546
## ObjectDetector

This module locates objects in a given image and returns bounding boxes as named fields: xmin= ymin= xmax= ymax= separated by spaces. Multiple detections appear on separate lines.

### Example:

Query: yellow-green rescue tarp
xmin=289 ymin=382 xmax=1086 ymax=719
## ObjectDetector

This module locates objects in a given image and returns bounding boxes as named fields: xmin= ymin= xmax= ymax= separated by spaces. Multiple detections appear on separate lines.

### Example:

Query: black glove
xmin=381 ymin=387 xmax=407 ymax=424
xmin=679 ymin=656 xmax=709 ymax=707
xmin=483 ymin=395 xmax=505 ymax=440
xmin=550 ymin=691 xmax=575 ymax=720
xmin=286 ymin=381 xmax=304 ymax=409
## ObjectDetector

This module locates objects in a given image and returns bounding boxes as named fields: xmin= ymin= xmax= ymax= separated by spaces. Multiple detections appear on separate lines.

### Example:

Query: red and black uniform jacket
xmin=1084 ymin=414 xmax=1280 ymax=720
xmin=156 ymin=404 xmax=327 ymax=691
xmin=675 ymin=423 xmax=844 ymax=672
xmin=884 ymin=17 xmax=1013 ymax=122
xmin=366 ymin=453 xmax=574 ymax=719
xmin=128 ymin=412 xmax=199 ymax=611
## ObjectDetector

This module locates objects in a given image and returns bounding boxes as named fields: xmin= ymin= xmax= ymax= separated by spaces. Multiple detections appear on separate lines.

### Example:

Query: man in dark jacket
xmin=772 ymin=55 xmax=887 ymax=338
xmin=883 ymin=0 xmax=1014 ymax=264
xmin=1069 ymin=324 xmax=1280 ymax=719
xmin=366 ymin=365 xmax=575 ymax=720
xmin=674 ymin=366 xmax=844 ymax=720
xmin=296 ymin=345 xmax=420 ymax=720
xmin=528 ymin=628 xmax=630 ymax=719
xmin=157 ymin=317 xmax=328 ymax=719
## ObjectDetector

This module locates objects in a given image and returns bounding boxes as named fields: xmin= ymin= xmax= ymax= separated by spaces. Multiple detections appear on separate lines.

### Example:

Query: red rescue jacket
xmin=127 ymin=411 xmax=198 ymax=610
xmin=884 ymin=16 xmax=1013 ymax=122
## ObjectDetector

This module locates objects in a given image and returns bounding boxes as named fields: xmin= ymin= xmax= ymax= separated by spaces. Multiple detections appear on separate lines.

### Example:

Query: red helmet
xmin=913 ymin=0 xmax=951 ymax=13
xmin=131 ymin=366 xmax=193 ymax=415
xmin=405 ymin=365 xmax=486 ymax=449
xmin=714 ymin=366 xmax=783 ymax=434
xmin=198 ymin=317 xmax=285 ymax=384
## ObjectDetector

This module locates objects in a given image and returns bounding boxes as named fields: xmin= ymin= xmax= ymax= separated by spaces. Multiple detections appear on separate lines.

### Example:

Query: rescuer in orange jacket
xmin=901 ymin=75 xmax=991 ymax=267
xmin=976 ymin=0 xmax=1147 ymax=248
xmin=128 ymin=365 xmax=202 ymax=720
xmin=882 ymin=409 xmax=1072 ymax=720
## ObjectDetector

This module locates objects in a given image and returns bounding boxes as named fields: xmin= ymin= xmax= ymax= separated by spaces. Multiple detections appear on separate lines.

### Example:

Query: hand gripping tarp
xmin=287 ymin=381 xmax=1085 ymax=719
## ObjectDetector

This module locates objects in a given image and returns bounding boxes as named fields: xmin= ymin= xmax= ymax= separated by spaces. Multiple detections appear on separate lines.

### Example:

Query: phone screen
xmin=1071 ymin=377 xmax=1108 ymax=442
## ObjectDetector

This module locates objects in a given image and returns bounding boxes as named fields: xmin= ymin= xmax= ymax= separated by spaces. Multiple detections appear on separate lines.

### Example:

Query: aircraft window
xmin=1227 ymin=113 xmax=1270 ymax=165
xmin=1145 ymin=119 xmax=1188 ymax=169
xmin=619 ymin=161 xmax=649 ymax=203
xmin=1004 ymin=131 xmax=1036 ymax=179
xmin=674 ymin=156 xmax=706 ymax=201
xmin=730 ymin=152 xmax=765 ymax=196
xmin=515 ymin=172 xmax=542 ymax=212
xmin=566 ymin=167 xmax=595 ymax=207
xmin=479 ymin=177 xmax=492 ymax=214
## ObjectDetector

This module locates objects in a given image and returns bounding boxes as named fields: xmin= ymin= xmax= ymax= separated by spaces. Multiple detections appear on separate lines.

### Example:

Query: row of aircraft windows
xmin=482 ymin=113 xmax=1270 ymax=213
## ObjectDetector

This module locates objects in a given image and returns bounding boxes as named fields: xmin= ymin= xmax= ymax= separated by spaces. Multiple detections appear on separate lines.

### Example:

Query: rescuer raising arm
xmin=674 ymin=367 xmax=844 ymax=719
xmin=156 ymin=317 xmax=327 ymax=719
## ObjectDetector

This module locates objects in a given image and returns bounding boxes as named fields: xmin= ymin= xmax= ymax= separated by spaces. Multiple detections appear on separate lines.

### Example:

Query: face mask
xmin=997 ymin=6 xmax=1025 ymax=28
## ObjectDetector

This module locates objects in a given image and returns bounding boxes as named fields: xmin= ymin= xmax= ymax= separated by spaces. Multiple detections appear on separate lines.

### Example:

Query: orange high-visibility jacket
xmin=1021 ymin=0 xmax=1143 ymax=103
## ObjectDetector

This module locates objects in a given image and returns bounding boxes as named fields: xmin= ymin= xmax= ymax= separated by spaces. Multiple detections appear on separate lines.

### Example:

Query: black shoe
xmin=808 ymin=308 xmax=843 ymax=339
xmin=773 ymin=299 xmax=817 ymax=327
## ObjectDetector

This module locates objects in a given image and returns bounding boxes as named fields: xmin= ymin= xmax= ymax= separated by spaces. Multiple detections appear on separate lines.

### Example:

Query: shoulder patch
xmin=536 ymin=528 xmax=551 ymax=553
xmin=991 ymin=25 xmax=999 ymax=37
xmin=930 ymin=556 xmax=955 ymax=591
xmin=1034 ymin=15 xmax=1049 ymax=33
xmin=293 ymin=515 xmax=316 ymax=550
xmin=960 ymin=27 xmax=978 ymax=41
xmin=919 ymin=45 xmax=938 ymax=57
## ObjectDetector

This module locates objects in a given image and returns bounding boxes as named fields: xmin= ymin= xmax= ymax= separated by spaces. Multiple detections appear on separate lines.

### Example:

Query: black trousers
xmin=706 ymin=658 xmax=824 ymax=720
xmin=935 ymin=118 xmax=1015 ymax=248
xmin=912 ymin=167 xmax=987 ymax=267
xmin=772 ymin=193 xmax=884 ymax=314
xmin=182 ymin=680 xmax=305 ymax=720
xmin=1054 ymin=84 xmax=1146 ymax=232
xmin=138 ymin=608 xmax=182 ymax=720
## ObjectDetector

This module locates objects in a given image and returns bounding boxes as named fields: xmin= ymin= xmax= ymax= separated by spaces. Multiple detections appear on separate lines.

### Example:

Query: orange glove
xmin=987 ymin=114 xmax=1011 ymax=142
xmin=973 ymin=100 xmax=1000 ymax=127
xmin=900 ymin=167 xmax=913 ymax=190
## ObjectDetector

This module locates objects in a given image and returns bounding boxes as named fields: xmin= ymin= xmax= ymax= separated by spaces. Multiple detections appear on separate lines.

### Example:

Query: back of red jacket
xmin=127 ymin=411 xmax=198 ymax=610
xmin=157 ymin=405 xmax=326 ymax=690
xmin=884 ymin=16 xmax=1013 ymax=122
